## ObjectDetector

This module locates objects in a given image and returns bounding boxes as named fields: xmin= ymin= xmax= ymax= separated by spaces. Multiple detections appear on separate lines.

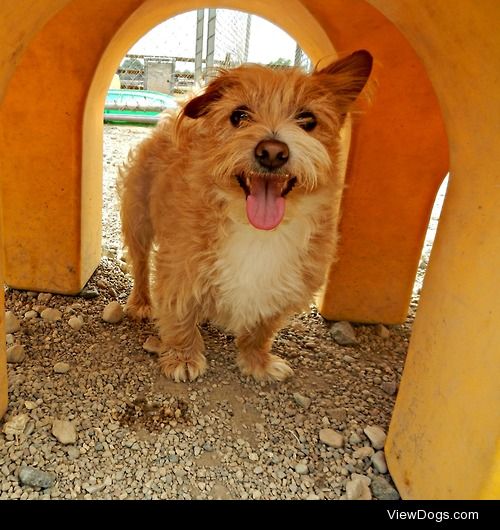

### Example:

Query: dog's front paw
xmin=237 ymin=353 xmax=293 ymax=382
xmin=125 ymin=291 xmax=152 ymax=321
xmin=159 ymin=350 xmax=207 ymax=382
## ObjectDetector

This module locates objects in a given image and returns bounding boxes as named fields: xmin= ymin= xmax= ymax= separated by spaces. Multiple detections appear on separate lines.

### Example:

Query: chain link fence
xmin=116 ymin=9 xmax=311 ymax=96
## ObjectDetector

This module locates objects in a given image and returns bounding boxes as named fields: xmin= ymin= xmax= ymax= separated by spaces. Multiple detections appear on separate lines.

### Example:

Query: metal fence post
xmin=194 ymin=9 xmax=204 ymax=85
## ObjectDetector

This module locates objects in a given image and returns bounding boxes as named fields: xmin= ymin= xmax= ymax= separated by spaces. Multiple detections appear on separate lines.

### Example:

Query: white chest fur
xmin=212 ymin=216 xmax=314 ymax=334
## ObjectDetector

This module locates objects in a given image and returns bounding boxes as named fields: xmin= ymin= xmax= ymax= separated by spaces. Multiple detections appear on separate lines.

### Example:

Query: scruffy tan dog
xmin=118 ymin=50 xmax=372 ymax=382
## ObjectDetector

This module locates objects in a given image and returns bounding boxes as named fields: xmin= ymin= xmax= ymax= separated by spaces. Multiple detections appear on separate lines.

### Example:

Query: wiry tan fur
xmin=118 ymin=51 xmax=372 ymax=382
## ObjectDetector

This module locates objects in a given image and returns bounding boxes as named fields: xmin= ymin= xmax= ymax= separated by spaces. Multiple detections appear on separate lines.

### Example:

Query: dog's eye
xmin=230 ymin=107 xmax=251 ymax=128
xmin=296 ymin=111 xmax=317 ymax=132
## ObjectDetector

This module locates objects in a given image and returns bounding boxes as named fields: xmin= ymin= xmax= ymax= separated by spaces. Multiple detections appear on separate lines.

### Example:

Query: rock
xmin=351 ymin=473 xmax=371 ymax=486
xmin=371 ymin=476 xmax=400 ymax=500
xmin=253 ymin=466 xmax=264 ymax=475
xmin=293 ymin=393 xmax=311 ymax=409
xmin=330 ymin=321 xmax=358 ymax=346
xmin=53 ymin=362 xmax=71 ymax=374
xmin=102 ymin=301 xmax=124 ymax=323
xmin=68 ymin=316 xmax=83 ymax=331
xmin=24 ymin=310 xmax=38 ymax=320
xmin=5 ymin=311 xmax=20 ymax=334
xmin=295 ymin=463 xmax=309 ymax=475
xmin=84 ymin=483 xmax=106 ymax=494
xmin=19 ymin=466 xmax=56 ymax=489
xmin=40 ymin=308 xmax=62 ymax=322
xmin=329 ymin=408 xmax=347 ymax=422
xmin=381 ymin=381 xmax=397 ymax=395
xmin=80 ymin=288 xmax=99 ymax=299
xmin=24 ymin=420 xmax=35 ymax=436
xmin=3 ymin=414 xmax=29 ymax=436
xmin=7 ymin=344 xmax=26 ymax=364
xmin=346 ymin=477 xmax=372 ymax=500
xmin=364 ymin=425 xmax=387 ymax=450
xmin=376 ymin=323 xmax=390 ymax=338
xmin=143 ymin=336 xmax=163 ymax=354
xmin=349 ymin=432 xmax=363 ymax=445
xmin=353 ymin=446 xmax=375 ymax=459
xmin=319 ymin=428 xmax=344 ymax=448
xmin=5 ymin=334 xmax=14 ymax=345
xmin=372 ymin=451 xmax=388 ymax=474
xmin=37 ymin=293 xmax=52 ymax=304
xmin=52 ymin=420 xmax=77 ymax=445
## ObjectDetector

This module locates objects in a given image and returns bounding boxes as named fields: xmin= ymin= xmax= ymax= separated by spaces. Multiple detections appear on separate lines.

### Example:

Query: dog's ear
xmin=315 ymin=50 xmax=373 ymax=112
xmin=182 ymin=72 xmax=231 ymax=119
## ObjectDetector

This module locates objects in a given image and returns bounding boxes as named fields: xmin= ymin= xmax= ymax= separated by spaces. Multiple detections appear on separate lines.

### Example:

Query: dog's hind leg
xmin=236 ymin=316 xmax=294 ymax=382
xmin=118 ymin=166 xmax=153 ymax=320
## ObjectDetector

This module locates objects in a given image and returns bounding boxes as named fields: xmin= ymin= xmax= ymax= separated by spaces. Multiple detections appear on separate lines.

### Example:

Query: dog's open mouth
xmin=236 ymin=172 xmax=297 ymax=231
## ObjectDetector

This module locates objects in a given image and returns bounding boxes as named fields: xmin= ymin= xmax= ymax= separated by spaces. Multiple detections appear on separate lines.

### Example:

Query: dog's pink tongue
xmin=246 ymin=177 xmax=285 ymax=231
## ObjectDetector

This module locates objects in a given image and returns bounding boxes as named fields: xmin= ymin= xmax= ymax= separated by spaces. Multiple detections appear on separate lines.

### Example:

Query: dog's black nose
xmin=254 ymin=139 xmax=289 ymax=170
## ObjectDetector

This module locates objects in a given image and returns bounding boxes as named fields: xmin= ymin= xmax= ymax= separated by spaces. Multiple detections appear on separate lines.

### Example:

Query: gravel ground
xmin=0 ymin=124 xmax=445 ymax=500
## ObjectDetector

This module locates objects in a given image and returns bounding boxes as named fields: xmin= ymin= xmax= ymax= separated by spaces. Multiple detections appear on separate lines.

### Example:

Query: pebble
xmin=5 ymin=333 xmax=14 ymax=345
xmin=102 ymin=301 xmax=124 ymax=323
xmin=7 ymin=344 xmax=26 ymax=364
xmin=24 ymin=401 xmax=38 ymax=410
xmin=85 ymin=483 xmax=106 ymax=494
xmin=40 ymin=308 xmax=62 ymax=322
xmin=142 ymin=336 xmax=163 ymax=354
xmin=381 ymin=381 xmax=397 ymax=395
xmin=372 ymin=451 xmax=388 ymax=474
xmin=293 ymin=392 xmax=311 ymax=409
xmin=67 ymin=447 xmax=81 ymax=460
xmin=68 ymin=316 xmax=83 ymax=331
xmin=53 ymin=362 xmax=71 ymax=374
xmin=80 ymin=288 xmax=99 ymax=299
xmin=5 ymin=311 xmax=20 ymax=334
xmin=376 ymin=324 xmax=391 ymax=338
xmin=306 ymin=494 xmax=321 ymax=500
xmin=353 ymin=446 xmax=375 ymax=459
xmin=329 ymin=408 xmax=347 ymax=422
xmin=319 ymin=428 xmax=344 ymax=448
xmin=295 ymin=463 xmax=309 ymax=475
xmin=346 ymin=477 xmax=372 ymax=500
xmin=364 ymin=425 xmax=387 ymax=450
xmin=349 ymin=432 xmax=362 ymax=445
xmin=3 ymin=414 xmax=29 ymax=436
xmin=329 ymin=321 xmax=358 ymax=346
xmin=52 ymin=420 xmax=77 ymax=445
xmin=18 ymin=466 xmax=56 ymax=489
xmin=24 ymin=310 xmax=38 ymax=320
xmin=248 ymin=453 xmax=259 ymax=462
xmin=371 ymin=476 xmax=400 ymax=500
xmin=37 ymin=293 xmax=52 ymax=304
xmin=351 ymin=473 xmax=371 ymax=486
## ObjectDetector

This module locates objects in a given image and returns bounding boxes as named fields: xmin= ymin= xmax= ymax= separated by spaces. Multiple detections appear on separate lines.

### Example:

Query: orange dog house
xmin=0 ymin=0 xmax=498 ymax=499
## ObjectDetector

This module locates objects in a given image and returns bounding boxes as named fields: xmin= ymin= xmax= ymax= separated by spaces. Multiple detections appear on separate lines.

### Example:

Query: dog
xmin=118 ymin=50 xmax=372 ymax=383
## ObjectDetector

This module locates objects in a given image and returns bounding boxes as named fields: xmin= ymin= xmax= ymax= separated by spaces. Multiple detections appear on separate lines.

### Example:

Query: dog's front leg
xmin=157 ymin=304 xmax=207 ymax=382
xmin=236 ymin=316 xmax=293 ymax=382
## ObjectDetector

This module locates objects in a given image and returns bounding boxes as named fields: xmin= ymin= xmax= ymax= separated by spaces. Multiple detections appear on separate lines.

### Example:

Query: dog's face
xmin=177 ymin=50 xmax=372 ymax=230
